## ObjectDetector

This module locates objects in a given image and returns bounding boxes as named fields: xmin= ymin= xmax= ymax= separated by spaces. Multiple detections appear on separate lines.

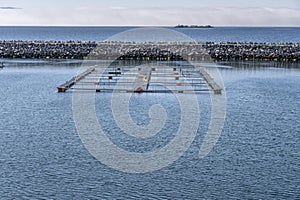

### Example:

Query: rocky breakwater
xmin=203 ymin=42 xmax=300 ymax=62
xmin=0 ymin=40 xmax=299 ymax=61
xmin=0 ymin=40 xmax=97 ymax=59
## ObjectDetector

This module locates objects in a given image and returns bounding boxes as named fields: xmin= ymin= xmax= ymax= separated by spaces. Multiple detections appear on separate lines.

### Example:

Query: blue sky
xmin=0 ymin=0 xmax=299 ymax=26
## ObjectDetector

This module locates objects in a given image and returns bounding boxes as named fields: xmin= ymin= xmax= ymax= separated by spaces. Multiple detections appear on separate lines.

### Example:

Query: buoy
xmin=135 ymin=87 xmax=143 ymax=93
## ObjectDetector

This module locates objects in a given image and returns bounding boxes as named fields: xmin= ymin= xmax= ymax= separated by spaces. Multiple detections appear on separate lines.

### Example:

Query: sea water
xmin=0 ymin=27 xmax=299 ymax=199
xmin=0 ymin=60 xmax=299 ymax=199
xmin=0 ymin=26 xmax=299 ymax=42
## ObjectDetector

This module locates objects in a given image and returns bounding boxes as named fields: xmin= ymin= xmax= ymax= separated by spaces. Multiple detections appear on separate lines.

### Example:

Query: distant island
xmin=175 ymin=24 xmax=214 ymax=28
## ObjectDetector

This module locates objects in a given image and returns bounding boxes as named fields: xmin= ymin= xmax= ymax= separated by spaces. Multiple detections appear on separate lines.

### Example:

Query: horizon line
xmin=0 ymin=25 xmax=300 ymax=28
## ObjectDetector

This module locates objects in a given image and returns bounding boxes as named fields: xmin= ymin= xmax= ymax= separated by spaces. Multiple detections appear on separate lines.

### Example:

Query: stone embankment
xmin=0 ymin=40 xmax=299 ymax=61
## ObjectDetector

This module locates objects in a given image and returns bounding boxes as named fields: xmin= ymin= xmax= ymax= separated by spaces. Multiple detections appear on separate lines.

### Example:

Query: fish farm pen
xmin=57 ymin=64 xmax=222 ymax=94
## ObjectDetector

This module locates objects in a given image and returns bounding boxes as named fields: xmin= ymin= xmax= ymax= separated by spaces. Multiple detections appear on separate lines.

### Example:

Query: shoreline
xmin=0 ymin=40 xmax=299 ymax=62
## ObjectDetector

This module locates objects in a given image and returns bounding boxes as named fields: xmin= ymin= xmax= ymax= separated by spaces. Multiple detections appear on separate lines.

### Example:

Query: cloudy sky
xmin=0 ymin=0 xmax=299 ymax=26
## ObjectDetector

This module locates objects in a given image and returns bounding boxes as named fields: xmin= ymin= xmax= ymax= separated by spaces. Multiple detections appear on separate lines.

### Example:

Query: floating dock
xmin=57 ymin=67 xmax=95 ymax=92
xmin=57 ymin=65 xmax=222 ymax=94
xmin=199 ymin=68 xmax=222 ymax=94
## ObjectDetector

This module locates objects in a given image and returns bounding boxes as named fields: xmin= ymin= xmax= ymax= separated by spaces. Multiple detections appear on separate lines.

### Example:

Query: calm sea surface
xmin=0 ymin=27 xmax=299 ymax=199
xmin=0 ymin=26 xmax=299 ymax=42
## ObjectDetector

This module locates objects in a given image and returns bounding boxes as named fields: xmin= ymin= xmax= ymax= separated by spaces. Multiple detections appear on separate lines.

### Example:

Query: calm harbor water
xmin=0 ymin=60 xmax=299 ymax=199
xmin=0 ymin=27 xmax=299 ymax=199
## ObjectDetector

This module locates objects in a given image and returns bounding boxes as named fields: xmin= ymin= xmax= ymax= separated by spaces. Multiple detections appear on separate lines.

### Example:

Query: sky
xmin=0 ymin=0 xmax=300 ymax=26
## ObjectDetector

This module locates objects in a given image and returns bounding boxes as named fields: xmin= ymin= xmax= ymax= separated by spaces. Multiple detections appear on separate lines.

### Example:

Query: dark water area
xmin=178 ymin=26 xmax=300 ymax=43
xmin=0 ymin=26 xmax=299 ymax=42
xmin=0 ymin=60 xmax=299 ymax=199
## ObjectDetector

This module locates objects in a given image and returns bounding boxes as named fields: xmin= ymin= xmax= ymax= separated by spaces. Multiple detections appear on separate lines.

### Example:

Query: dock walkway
xmin=199 ymin=68 xmax=222 ymax=94
xmin=57 ymin=67 xmax=95 ymax=92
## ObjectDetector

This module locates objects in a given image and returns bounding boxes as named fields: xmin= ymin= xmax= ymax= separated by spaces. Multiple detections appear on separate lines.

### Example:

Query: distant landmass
xmin=175 ymin=24 xmax=214 ymax=28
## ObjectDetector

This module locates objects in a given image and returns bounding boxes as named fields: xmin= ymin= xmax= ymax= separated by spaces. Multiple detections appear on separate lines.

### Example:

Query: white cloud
xmin=0 ymin=7 xmax=299 ymax=26
xmin=109 ymin=6 xmax=127 ymax=10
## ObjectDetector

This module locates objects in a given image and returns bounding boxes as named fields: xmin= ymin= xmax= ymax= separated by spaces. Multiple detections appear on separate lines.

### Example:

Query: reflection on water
xmin=220 ymin=60 xmax=300 ymax=69
xmin=0 ymin=60 xmax=299 ymax=199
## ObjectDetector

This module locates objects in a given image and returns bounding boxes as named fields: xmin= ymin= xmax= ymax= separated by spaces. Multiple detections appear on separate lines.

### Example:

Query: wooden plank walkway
xmin=57 ymin=67 xmax=95 ymax=92
xmin=199 ymin=68 xmax=222 ymax=94
xmin=70 ymin=88 xmax=210 ymax=93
